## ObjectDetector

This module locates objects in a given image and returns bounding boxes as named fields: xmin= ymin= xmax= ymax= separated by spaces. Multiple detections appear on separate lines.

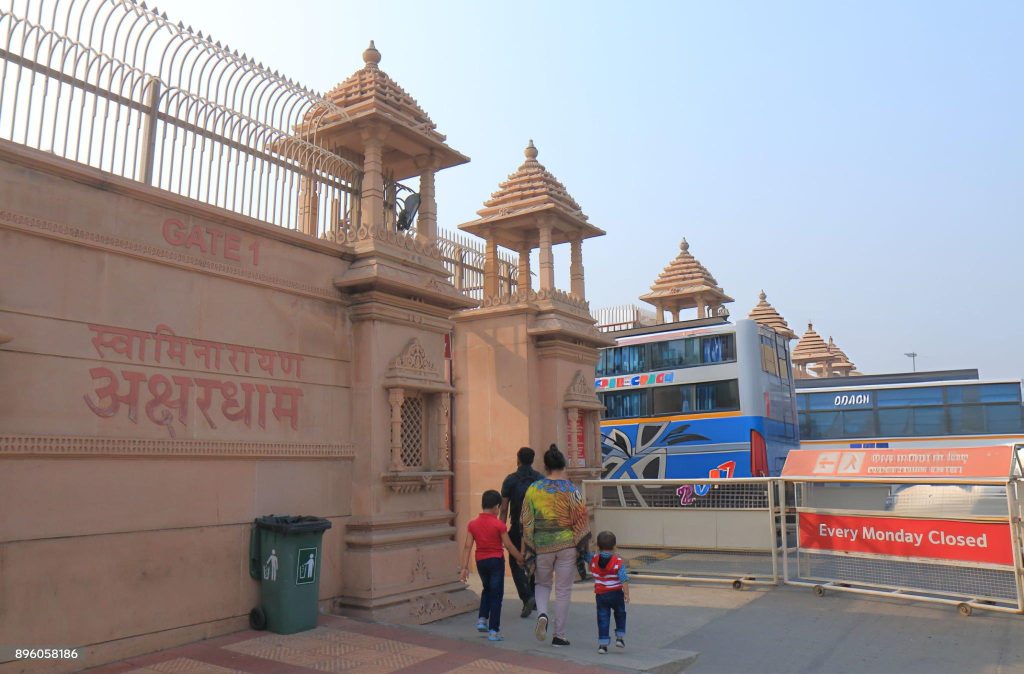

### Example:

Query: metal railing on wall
xmin=436 ymin=227 xmax=517 ymax=302
xmin=593 ymin=304 xmax=658 ymax=333
xmin=0 ymin=0 xmax=360 ymax=238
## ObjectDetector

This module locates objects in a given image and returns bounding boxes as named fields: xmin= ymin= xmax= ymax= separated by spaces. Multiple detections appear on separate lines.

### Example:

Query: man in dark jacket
xmin=500 ymin=446 xmax=544 ymax=617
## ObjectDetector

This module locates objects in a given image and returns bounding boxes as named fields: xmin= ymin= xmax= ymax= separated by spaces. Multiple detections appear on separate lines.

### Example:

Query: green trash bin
xmin=248 ymin=515 xmax=332 ymax=634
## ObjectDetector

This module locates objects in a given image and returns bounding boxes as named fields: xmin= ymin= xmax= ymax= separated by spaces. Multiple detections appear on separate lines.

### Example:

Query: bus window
xmin=877 ymin=387 xmax=943 ymax=407
xmin=650 ymin=338 xmax=700 ymax=370
xmin=599 ymin=345 xmax=646 ymax=377
xmin=652 ymin=385 xmax=696 ymax=415
xmin=760 ymin=338 xmax=779 ymax=376
xmin=842 ymin=410 xmax=875 ymax=437
xmin=600 ymin=390 xmax=647 ymax=419
xmin=877 ymin=408 xmax=912 ymax=436
xmin=986 ymin=405 xmax=1024 ymax=432
xmin=695 ymin=380 xmax=739 ymax=412
xmin=702 ymin=335 xmax=732 ymax=363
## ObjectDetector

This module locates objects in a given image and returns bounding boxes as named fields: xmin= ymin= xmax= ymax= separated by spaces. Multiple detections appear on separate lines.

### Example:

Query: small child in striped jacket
xmin=590 ymin=530 xmax=629 ymax=655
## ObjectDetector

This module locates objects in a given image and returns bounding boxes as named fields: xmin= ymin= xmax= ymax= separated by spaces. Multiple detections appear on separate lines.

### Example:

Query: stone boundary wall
xmin=0 ymin=142 xmax=357 ymax=673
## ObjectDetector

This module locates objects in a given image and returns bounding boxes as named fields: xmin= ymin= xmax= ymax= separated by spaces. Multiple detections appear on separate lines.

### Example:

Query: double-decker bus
xmin=596 ymin=317 xmax=799 ymax=479
xmin=796 ymin=370 xmax=1024 ymax=450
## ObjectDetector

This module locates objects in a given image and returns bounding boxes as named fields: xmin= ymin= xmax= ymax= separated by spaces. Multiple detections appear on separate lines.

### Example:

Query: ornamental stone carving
xmin=390 ymin=338 xmax=437 ymax=375
xmin=384 ymin=338 xmax=450 ymax=392
xmin=563 ymin=370 xmax=603 ymax=410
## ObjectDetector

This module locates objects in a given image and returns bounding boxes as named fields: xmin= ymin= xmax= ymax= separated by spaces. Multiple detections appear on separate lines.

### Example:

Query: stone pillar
xmin=539 ymin=220 xmax=554 ymax=291
xmin=483 ymin=236 xmax=499 ymax=299
xmin=388 ymin=388 xmax=404 ymax=471
xmin=297 ymin=176 xmax=319 ymax=237
xmin=695 ymin=296 xmax=707 ymax=319
xmin=517 ymin=243 xmax=531 ymax=296
xmin=416 ymin=156 xmax=437 ymax=245
xmin=360 ymin=126 xmax=387 ymax=229
xmin=435 ymin=394 xmax=447 ymax=470
xmin=671 ymin=308 xmax=680 ymax=323
xmin=569 ymin=235 xmax=584 ymax=300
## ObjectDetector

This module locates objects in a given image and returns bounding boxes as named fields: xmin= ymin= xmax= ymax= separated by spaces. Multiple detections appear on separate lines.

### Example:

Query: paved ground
xmin=423 ymin=575 xmax=1024 ymax=674
xmin=84 ymin=576 xmax=1024 ymax=674
xmin=83 ymin=614 xmax=623 ymax=674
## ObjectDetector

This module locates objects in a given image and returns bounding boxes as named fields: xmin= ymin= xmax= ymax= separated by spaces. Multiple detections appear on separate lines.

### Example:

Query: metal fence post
xmin=1006 ymin=478 xmax=1024 ymax=612
xmin=137 ymin=75 xmax=161 ymax=185
xmin=768 ymin=478 xmax=779 ymax=583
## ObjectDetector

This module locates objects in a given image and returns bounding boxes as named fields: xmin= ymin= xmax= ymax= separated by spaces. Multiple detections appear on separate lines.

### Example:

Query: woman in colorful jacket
xmin=521 ymin=444 xmax=591 ymax=647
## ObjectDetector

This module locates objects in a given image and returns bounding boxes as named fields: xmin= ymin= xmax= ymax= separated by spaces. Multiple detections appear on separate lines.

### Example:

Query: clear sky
xmin=163 ymin=0 xmax=1023 ymax=380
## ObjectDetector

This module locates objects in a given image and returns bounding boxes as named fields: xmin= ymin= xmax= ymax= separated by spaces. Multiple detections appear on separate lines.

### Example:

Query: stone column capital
xmin=413 ymin=153 xmax=439 ymax=171
xmin=357 ymin=122 xmax=391 ymax=144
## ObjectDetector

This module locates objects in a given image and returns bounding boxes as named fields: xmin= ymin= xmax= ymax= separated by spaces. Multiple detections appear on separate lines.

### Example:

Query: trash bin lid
xmin=254 ymin=515 xmax=332 ymax=534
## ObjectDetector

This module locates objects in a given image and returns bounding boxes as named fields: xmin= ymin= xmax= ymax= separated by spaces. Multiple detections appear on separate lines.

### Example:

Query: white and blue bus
xmin=595 ymin=317 xmax=799 ymax=479
xmin=796 ymin=370 xmax=1024 ymax=450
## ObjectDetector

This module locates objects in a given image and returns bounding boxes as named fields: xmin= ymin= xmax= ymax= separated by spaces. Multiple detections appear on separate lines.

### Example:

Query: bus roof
xmin=795 ymin=369 xmax=979 ymax=389
xmin=796 ymin=378 xmax=1022 ymax=394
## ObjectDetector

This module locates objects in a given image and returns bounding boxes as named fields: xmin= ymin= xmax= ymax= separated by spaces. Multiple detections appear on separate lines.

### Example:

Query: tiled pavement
xmin=84 ymin=615 xmax=623 ymax=674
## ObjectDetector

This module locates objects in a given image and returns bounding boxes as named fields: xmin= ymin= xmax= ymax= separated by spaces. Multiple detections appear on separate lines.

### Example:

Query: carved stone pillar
xmin=297 ymin=176 xmax=319 ymax=237
xmin=671 ymin=308 xmax=680 ymax=323
xmin=435 ymin=394 xmax=448 ymax=470
xmin=539 ymin=220 xmax=554 ymax=291
xmin=517 ymin=243 xmax=531 ymax=296
xmin=416 ymin=155 xmax=437 ymax=245
xmin=360 ymin=126 xmax=388 ymax=229
xmin=569 ymin=235 xmax=584 ymax=300
xmin=483 ymin=236 xmax=499 ymax=299
xmin=388 ymin=388 xmax=405 ymax=471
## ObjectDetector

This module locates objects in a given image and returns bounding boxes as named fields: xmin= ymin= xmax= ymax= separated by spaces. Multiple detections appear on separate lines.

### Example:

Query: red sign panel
xmin=799 ymin=512 xmax=1014 ymax=566
xmin=566 ymin=413 xmax=586 ymax=467
xmin=782 ymin=446 xmax=1012 ymax=479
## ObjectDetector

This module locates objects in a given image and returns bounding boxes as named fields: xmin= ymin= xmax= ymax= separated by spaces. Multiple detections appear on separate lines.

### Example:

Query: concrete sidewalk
xmin=421 ymin=576 xmax=1024 ymax=674
xmin=83 ymin=614 xmax=625 ymax=674
xmin=82 ymin=577 xmax=1024 ymax=674
xmin=416 ymin=577 xmax=760 ymax=673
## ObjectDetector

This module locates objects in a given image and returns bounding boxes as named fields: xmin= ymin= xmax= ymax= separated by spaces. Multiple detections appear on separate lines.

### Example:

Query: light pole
xmin=904 ymin=352 xmax=918 ymax=372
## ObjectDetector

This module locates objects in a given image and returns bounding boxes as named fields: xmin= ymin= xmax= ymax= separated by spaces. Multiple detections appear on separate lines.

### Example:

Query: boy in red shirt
xmin=460 ymin=489 xmax=525 ymax=641
xmin=590 ymin=530 xmax=629 ymax=654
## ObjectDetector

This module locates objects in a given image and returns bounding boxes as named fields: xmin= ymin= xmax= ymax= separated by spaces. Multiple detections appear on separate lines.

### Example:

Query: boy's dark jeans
xmin=508 ymin=528 xmax=534 ymax=603
xmin=477 ymin=557 xmax=505 ymax=632
xmin=595 ymin=589 xmax=627 ymax=645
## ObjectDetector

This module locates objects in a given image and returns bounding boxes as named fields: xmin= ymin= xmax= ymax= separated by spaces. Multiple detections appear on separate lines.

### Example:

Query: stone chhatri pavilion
xmin=452 ymin=140 xmax=610 ymax=541
xmin=792 ymin=322 xmax=860 ymax=378
xmin=747 ymin=290 xmax=796 ymax=340
xmin=460 ymin=140 xmax=605 ymax=301
xmin=822 ymin=336 xmax=858 ymax=376
xmin=641 ymin=238 xmax=734 ymax=323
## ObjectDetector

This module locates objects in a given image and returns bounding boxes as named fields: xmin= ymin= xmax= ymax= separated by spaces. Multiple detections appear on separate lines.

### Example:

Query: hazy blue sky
xmin=164 ymin=0 xmax=1023 ymax=380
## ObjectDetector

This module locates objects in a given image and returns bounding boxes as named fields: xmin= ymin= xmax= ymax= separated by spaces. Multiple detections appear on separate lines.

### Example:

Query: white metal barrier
xmin=583 ymin=477 xmax=783 ymax=587
xmin=779 ymin=446 xmax=1024 ymax=615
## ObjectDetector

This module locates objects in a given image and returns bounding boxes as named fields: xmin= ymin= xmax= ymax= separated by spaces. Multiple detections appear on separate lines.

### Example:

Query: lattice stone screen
xmin=400 ymin=396 xmax=424 ymax=469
